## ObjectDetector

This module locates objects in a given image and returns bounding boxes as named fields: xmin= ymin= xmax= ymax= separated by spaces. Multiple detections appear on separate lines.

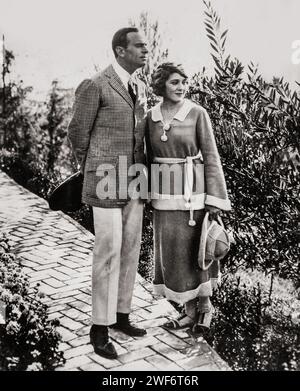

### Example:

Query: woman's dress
xmin=146 ymin=99 xmax=231 ymax=304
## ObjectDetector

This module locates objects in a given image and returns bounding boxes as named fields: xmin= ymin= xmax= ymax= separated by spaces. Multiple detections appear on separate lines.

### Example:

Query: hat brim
xmin=48 ymin=171 xmax=83 ymax=212
xmin=198 ymin=212 xmax=216 ymax=270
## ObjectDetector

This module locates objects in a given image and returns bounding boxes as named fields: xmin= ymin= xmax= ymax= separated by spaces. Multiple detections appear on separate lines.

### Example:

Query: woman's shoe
xmin=162 ymin=313 xmax=194 ymax=330
xmin=192 ymin=306 xmax=214 ymax=334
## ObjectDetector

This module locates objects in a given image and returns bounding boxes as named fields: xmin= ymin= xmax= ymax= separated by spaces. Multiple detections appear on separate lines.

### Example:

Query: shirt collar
xmin=112 ymin=59 xmax=131 ymax=89
xmin=151 ymin=99 xmax=195 ymax=123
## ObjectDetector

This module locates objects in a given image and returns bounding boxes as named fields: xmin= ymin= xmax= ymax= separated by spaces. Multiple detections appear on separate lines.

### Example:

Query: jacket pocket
xmin=83 ymin=156 xmax=118 ymax=200
xmin=84 ymin=156 xmax=118 ymax=173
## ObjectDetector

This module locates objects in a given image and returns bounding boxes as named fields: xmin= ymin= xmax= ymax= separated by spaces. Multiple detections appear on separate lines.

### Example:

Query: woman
xmin=146 ymin=63 xmax=231 ymax=331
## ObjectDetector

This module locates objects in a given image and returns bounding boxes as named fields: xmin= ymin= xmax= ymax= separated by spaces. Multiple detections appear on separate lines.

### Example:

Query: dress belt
xmin=153 ymin=151 xmax=202 ymax=226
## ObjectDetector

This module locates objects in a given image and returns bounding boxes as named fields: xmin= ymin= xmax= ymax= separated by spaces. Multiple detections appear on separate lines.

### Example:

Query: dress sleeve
xmin=196 ymin=108 xmax=231 ymax=210
xmin=67 ymin=79 xmax=100 ymax=172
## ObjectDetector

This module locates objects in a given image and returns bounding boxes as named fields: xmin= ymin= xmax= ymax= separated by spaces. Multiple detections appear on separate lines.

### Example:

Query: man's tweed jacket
xmin=68 ymin=65 xmax=147 ymax=208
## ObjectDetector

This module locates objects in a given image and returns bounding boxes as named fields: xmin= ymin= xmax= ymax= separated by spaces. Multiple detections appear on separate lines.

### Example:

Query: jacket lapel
xmin=105 ymin=65 xmax=134 ymax=109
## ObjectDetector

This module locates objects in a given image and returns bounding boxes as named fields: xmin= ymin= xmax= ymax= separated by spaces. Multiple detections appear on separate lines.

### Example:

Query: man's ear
xmin=115 ymin=46 xmax=125 ymax=58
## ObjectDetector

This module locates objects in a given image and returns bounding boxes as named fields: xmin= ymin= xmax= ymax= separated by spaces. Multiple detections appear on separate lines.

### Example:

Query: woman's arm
xmin=196 ymin=107 xmax=231 ymax=212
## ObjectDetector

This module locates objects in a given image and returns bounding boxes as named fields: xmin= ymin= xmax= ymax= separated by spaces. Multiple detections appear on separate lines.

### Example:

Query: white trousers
xmin=92 ymin=199 xmax=144 ymax=325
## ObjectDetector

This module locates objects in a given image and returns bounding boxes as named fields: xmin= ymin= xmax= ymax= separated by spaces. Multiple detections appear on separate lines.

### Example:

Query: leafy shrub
xmin=38 ymin=80 xmax=73 ymax=173
xmin=67 ymin=205 xmax=95 ymax=235
xmin=138 ymin=203 xmax=154 ymax=282
xmin=0 ymin=49 xmax=35 ymax=157
xmin=204 ymin=273 xmax=300 ymax=371
xmin=0 ymin=149 xmax=95 ymax=235
xmin=0 ymin=233 xmax=65 ymax=371
xmin=187 ymin=1 xmax=300 ymax=287
xmin=0 ymin=149 xmax=59 ymax=200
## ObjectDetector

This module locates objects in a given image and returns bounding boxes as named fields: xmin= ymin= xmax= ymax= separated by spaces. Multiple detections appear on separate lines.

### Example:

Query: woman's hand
xmin=205 ymin=205 xmax=221 ymax=221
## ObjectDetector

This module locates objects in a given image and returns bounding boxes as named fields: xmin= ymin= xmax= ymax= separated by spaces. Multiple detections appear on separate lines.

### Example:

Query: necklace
xmin=160 ymin=101 xmax=184 ymax=142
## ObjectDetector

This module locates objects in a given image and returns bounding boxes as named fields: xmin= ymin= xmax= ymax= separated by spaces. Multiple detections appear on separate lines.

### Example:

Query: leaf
xmin=214 ymin=58 xmax=224 ymax=72
xmin=221 ymin=29 xmax=228 ymax=40
xmin=206 ymin=33 xmax=219 ymax=45
xmin=270 ymin=89 xmax=276 ymax=102
xmin=210 ymin=42 xmax=219 ymax=52
xmin=225 ymin=55 xmax=230 ymax=66
xmin=211 ymin=54 xmax=222 ymax=67
xmin=222 ymin=36 xmax=227 ymax=50
xmin=204 ymin=23 xmax=214 ymax=33
xmin=204 ymin=21 xmax=214 ymax=31
xmin=215 ymin=67 xmax=222 ymax=77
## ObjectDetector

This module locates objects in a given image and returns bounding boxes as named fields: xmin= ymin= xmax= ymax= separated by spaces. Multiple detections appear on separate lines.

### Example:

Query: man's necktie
xmin=128 ymin=81 xmax=136 ymax=105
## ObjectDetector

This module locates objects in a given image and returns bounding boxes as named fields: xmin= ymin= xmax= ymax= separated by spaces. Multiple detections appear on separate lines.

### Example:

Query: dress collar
xmin=151 ymin=99 xmax=195 ymax=123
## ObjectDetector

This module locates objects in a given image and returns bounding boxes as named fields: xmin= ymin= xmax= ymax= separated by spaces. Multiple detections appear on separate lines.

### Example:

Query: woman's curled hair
xmin=151 ymin=62 xmax=188 ymax=97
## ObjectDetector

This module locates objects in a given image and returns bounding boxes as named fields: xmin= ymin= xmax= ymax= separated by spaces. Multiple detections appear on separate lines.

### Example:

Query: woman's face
xmin=164 ymin=72 xmax=188 ymax=103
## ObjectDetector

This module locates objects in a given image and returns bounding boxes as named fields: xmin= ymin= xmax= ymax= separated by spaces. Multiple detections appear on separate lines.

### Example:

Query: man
xmin=68 ymin=27 xmax=148 ymax=359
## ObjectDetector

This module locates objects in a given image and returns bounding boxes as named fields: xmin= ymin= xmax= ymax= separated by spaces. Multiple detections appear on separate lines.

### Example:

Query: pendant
xmin=160 ymin=133 xmax=168 ymax=142
xmin=163 ymin=123 xmax=171 ymax=131
xmin=189 ymin=219 xmax=196 ymax=227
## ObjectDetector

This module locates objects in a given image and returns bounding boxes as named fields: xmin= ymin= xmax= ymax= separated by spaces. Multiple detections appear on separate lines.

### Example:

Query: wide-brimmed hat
xmin=48 ymin=171 xmax=83 ymax=212
xmin=198 ymin=212 xmax=231 ymax=270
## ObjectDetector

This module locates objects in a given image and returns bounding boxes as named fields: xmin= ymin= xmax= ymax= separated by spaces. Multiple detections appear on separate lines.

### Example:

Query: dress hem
xmin=153 ymin=280 xmax=212 ymax=305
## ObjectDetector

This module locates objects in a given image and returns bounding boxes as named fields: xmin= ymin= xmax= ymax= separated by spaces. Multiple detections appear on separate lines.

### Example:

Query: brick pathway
xmin=0 ymin=170 xmax=230 ymax=371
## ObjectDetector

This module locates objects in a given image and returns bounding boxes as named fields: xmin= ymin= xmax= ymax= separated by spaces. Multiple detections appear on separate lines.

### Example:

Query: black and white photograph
xmin=0 ymin=0 xmax=299 ymax=378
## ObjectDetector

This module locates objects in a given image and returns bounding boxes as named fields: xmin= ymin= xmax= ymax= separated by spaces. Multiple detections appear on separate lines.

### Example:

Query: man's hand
xmin=205 ymin=205 xmax=221 ymax=221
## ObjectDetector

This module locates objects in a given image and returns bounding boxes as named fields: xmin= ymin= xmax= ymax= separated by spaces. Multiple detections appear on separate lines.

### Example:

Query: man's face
xmin=121 ymin=32 xmax=148 ymax=71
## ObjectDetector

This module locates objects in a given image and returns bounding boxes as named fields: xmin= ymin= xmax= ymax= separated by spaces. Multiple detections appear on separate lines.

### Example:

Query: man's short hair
xmin=112 ymin=27 xmax=139 ymax=58
xmin=151 ymin=62 xmax=188 ymax=97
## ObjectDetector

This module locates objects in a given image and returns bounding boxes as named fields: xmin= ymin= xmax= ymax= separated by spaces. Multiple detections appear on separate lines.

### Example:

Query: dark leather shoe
xmin=110 ymin=313 xmax=147 ymax=337
xmin=89 ymin=325 xmax=117 ymax=359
